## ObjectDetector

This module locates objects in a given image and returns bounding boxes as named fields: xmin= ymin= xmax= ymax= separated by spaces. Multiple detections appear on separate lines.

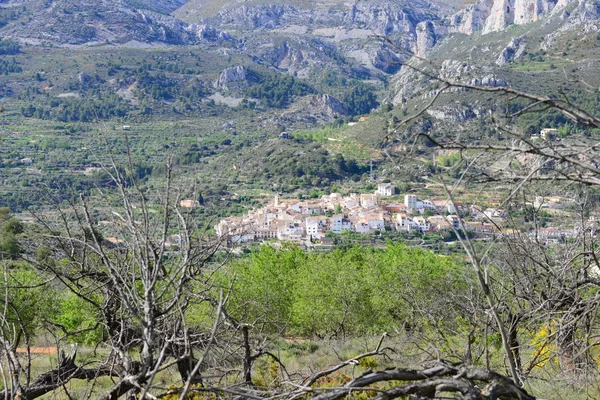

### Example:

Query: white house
xmin=306 ymin=217 xmax=329 ymax=236
xmin=332 ymin=214 xmax=352 ymax=233
xmin=354 ymin=222 xmax=372 ymax=234
xmin=405 ymin=195 xmax=424 ymax=212
xmin=366 ymin=214 xmax=385 ymax=231
xmin=405 ymin=195 xmax=417 ymax=210
xmin=277 ymin=222 xmax=305 ymax=241
xmin=396 ymin=214 xmax=419 ymax=232
xmin=377 ymin=183 xmax=395 ymax=197
xmin=413 ymin=216 xmax=431 ymax=232
xmin=484 ymin=208 xmax=506 ymax=219
xmin=360 ymin=194 xmax=379 ymax=208
xmin=343 ymin=194 xmax=360 ymax=209
xmin=447 ymin=215 xmax=461 ymax=230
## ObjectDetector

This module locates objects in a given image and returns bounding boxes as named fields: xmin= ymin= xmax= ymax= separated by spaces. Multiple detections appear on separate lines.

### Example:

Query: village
xmin=214 ymin=183 xmax=586 ymax=247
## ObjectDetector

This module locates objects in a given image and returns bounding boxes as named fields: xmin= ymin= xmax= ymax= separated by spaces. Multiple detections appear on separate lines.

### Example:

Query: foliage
xmin=246 ymin=74 xmax=315 ymax=108
xmin=342 ymin=82 xmax=379 ymax=116
xmin=0 ymin=264 xmax=58 ymax=344
xmin=222 ymin=243 xmax=469 ymax=338
xmin=0 ymin=57 xmax=22 ymax=74
xmin=0 ymin=38 xmax=20 ymax=55
xmin=21 ymin=95 xmax=129 ymax=122
xmin=54 ymin=292 xmax=105 ymax=345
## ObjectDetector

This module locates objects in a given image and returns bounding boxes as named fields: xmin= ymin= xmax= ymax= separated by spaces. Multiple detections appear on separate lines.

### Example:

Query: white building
xmin=360 ymin=194 xmax=379 ymax=208
xmin=343 ymin=194 xmax=360 ymax=209
xmin=413 ymin=216 xmax=431 ymax=232
xmin=447 ymin=215 xmax=461 ymax=230
xmin=396 ymin=214 xmax=419 ymax=232
xmin=306 ymin=217 xmax=329 ymax=236
xmin=277 ymin=222 xmax=305 ymax=241
xmin=366 ymin=215 xmax=385 ymax=231
xmin=354 ymin=222 xmax=372 ymax=234
xmin=332 ymin=214 xmax=352 ymax=233
xmin=405 ymin=195 xmax=417 ymax=210
xmin=377 ymin=183 xmax=395 ymax=197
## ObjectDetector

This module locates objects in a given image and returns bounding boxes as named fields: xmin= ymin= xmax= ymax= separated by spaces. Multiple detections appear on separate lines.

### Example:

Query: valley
xmin=1 ymin=0 xmax=600 ymax=398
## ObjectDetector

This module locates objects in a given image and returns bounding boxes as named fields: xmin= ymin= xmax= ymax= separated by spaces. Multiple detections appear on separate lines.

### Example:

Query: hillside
xmin=0 ymin=0 xmax=599 ymax=214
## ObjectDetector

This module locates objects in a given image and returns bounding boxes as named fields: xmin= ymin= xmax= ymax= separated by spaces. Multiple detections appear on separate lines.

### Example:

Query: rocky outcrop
xmin=189 ymin=24 xmax=236 ymax=43
xmin=469 ymin=74 xmax=508 ymax=86
xmin=203 ymin=1 xmax=437 ymax=35
xmin=514 ymin=0 xmax=557 ymax=25
xmin=448 ymin=0 xmax=494 ymax=35
xmin=207 ymin=5 xmax=290 ymax=30
xmin=214 ymin=66 xmax=250 ymax=90
xmin=426 ymin=105 xmax=479 ymax=123
xmin=446 ymin=0 xmax=585 ymax=35
xmin=483 ymin=0 xmax=516 ymax=33
xmin=373 ymin=47 xmax=405 ymax=74
xmin=416 ymin=21 xmax=436 ymax=57
xmin=0 ymin=0 xmax=197 ymax=45
xmin=271 ymin=42 xmax=306 ymax=72
xmin=308 ymin=94 xmax=349 ymax=118
xmin=496 ymin=37 xmax=526 ymax=65
xmin=125 ymin=0 xmax=189 ymax=15
xmin=341 ymin=2 xmax=428 ymax=36
xmin=481 ymin=0 xmax=558 ymax=32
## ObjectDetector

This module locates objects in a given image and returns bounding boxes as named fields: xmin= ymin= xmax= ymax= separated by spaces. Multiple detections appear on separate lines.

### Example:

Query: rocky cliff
xmin=444 ymin=0 xmax=596 ymax=35
xmin=0 ymin=0 xmax=198 ymax=45
xmin=214 ymin=66 xmax=251 ymax=90
xmin=180 ymin=0 xmax=442 ymax=75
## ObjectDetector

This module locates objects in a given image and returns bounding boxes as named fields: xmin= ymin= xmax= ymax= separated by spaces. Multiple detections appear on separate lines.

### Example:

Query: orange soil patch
xmin=16 ymin=347 xmax=57 ymax=355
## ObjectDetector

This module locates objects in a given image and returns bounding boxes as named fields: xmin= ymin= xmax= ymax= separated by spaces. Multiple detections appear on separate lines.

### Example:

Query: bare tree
xmin=379 ymin=37 xmax=600 ymax=389
xmin=0 ymin=158 xmax=232 ymax=399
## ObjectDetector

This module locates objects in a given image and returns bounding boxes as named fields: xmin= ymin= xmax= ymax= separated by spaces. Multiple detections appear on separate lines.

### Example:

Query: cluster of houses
xmin=214 ymin=183 xmax=509 ymax=245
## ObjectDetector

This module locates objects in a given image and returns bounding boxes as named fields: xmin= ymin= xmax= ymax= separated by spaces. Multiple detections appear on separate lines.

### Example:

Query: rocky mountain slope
xmin=1 ymin=0 xmax=599 ymax=121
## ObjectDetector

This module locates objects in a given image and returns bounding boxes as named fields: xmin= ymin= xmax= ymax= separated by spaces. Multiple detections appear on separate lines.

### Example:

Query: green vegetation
xmin=21 ymin=95 xmax=129 ymax=122
xmin=0 ymin=57 xmax=21 ymax=74
xmin=246 ymin=73 xmax=315 ymax=108
xmin=341 ymin=81 xmax=379 ymax=116
xmin=223 ymin=244 xmax=467 ymax=337
xmin=0 ymin=38 xmax=20 ymax=55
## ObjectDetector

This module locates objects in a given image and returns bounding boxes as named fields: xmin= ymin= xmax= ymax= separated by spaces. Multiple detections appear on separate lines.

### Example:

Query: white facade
xmin=447 ymin=215 xmax=461 ymax=230
xmin=332 ymin=214 xmax=352 ymax=233
xmin=396 ymin=214 xmax=419 ymax=232
xmin=277 ymin=223 xmax=305 ymax=241
xmin=354 ymin=223 xmax=372 ymax=234
xmin=366 ymin=216 xmax=385 ymax=231
xmin=377 ymin=183 xmax=395 ymax=197
xmin=405 ymin=195 xmax=417 ymax=210
xmin=360 ymin=194 xmax=379 ymax=208
xmin=413 ymin=217 xmax=431 ymax=232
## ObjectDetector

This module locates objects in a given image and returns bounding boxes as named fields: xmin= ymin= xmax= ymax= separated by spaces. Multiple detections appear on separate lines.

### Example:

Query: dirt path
xmin=16 ymin=347 xmax=57 ymax=355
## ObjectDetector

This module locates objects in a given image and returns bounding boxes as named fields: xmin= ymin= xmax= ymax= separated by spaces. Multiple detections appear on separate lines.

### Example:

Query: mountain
xmin=0 ymin=0 xmax=198 ymax=45
xmin=0 ymin=0 xmax=599 ymax=214
xmin=0 ymin=0 xmax=445 ymax=77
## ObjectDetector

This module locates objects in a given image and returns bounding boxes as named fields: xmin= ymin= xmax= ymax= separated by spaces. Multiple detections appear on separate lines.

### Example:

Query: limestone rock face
xmin=426 ymin=105 xmax=478 ymax=123
xmin=343 ymin=2 xmax=421 ymax=35
xmin=469 ymin=74 xmax=508 ymax=86
xmin=308 ymin=94 xmax=349 ymax=118
xmin=190 ymin=24 xmax=236 ymax=42
xmin=448 ymin=0 xmax=584 ymax=34
xmin=215 ymin=66 xmax=249 ymax=90
xmin=271 ymin=42 xmax=306 ymax=72
xmin=416 ymin=21 xmax=436 ymax=57
xmin=496 ymin=37 xmax=526 ymax=65
xmin=448 ymin=0 xmax=494 ymax=34
xmin=483 ymin=0 xmax=516 ymax=33
xmin=372 ymin=47 xmax=404 ymax=74
xmin=207 ymin=5 xmax=290 ymax=30
xmin=514 ymin=0 xmax=557 ymax=25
